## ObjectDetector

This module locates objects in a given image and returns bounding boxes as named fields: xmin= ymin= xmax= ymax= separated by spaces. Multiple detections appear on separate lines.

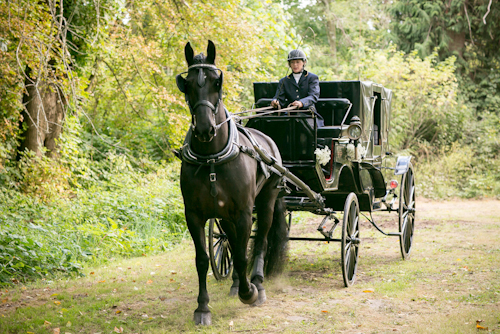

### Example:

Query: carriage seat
xmin=256 ymin=97 xmax=350 ymax=126
xmin=255 ymin=98 xmax=273 ymax=108
xmin=315 ymin=98 xmax=351 ymax=126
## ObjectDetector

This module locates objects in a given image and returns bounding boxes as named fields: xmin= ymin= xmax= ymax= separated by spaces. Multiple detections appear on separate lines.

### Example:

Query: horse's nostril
xmin=209 ymin=127 xmax=215 ymax=136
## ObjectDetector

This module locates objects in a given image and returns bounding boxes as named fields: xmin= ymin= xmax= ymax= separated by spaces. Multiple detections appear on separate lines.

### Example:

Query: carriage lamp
xmin=389 ymin=180 xmax=399 ymax=189
xmin=347 ymin=116 xmax=362 ymax=140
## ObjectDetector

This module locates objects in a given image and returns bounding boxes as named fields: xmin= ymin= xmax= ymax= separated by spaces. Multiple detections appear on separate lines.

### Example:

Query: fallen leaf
xmin=98 ymin=280 xmax=106 ymax=283
xmin=321 ymin=310 xmax=329 ymax=313
xmin=21 ymin=286 xmax=26 ymax=290
xmin=170 ymin=279 xmax=175 ymax=282
xmin=53 ymin=328 xmax=60 ymax=334
xmin=146 ymin=279 xmax=153 ymax=284
xmin=142 ymin=314 xmax=148 ymax=318
xmin=44 ymin=320 xmax=52 ymax=326
xmin=476 ymin=320 xmax=488 ymax=330
xmin=66 ymin=321 xmax=71 ymax=327
xmin=456 ymin=258 xmax=462 ymax=261
xmin=363 ymin=289 xmax=374 ymax=293
xmin=90 ymin=272 xmax=95 ymax=275
xmin=54 ymin=301 xmax=61 ymax=305
xmin=113 ymin=326 xmax=123 ymax=333
xmin=1 ymin=298 xmax=7 ymax=303
xmin=150 ymin=272 xmax=155 ymax=276
xmin=116 ymin=310 xmax=122 ymax=314
xmin=51 ymin=293 xmax=58 ymax=297
xmin=229 ymin=320 xmax=234 ymax=331
xmin=170 ymin=271 xmax=177 ymax=275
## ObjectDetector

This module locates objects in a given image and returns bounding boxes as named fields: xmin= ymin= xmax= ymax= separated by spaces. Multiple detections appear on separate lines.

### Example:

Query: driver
xmin=271 ymin=49 xmax=324 ymax=127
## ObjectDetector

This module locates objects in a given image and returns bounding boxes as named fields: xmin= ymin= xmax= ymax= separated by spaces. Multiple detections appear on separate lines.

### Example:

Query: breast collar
xmin=180 ymin=108 xmax=240 ymax=166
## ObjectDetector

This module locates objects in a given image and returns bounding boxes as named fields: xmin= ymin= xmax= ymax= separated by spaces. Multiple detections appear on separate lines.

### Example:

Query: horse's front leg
xmin=229 ymin=262 xmax=239 ymax=296
xmin=186 ymin=212 xmax=211 ymax=325
xmin=223 ymin=211 xmax=258 ymax=305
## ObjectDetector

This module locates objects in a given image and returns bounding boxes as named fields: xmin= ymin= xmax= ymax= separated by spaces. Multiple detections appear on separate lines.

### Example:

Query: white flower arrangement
xmin=314 ymin=146 xmax=331 ymax=166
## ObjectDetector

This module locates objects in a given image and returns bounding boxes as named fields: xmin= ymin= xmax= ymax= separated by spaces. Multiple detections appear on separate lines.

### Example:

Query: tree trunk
xmin=18 ymin=76 xmax=67 ymax=158
xmin=447 ymin=30 xmax=466 ymax=59
xmin=321 ymin=0 xmax=337 ymax=64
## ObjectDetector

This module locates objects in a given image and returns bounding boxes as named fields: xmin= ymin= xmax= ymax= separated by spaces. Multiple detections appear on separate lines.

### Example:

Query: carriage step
xmin=317 ymin=214 xmax=340 ymax=239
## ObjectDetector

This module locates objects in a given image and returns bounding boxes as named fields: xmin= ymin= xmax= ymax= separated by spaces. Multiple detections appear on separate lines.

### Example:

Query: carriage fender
xmin=395 ymin=156 xmax=412 ymax=175
xmin=338 ymin=164 xmax=363 ymax=194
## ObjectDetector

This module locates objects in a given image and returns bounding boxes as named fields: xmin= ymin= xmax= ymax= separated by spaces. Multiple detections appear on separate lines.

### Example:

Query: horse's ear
xmin=185 ymin=42 xmax=194 ymax=67
xmin=206 ymin=40 xmax=216 ymax=65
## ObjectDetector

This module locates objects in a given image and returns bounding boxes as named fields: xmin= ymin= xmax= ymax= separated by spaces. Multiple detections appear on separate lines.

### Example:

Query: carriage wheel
xmin=208 ymin=218 xmax=233 ymax=280
xmin=399 ymin=164 xmax=416 ymax=260
xmin=341 ymin=193 xmax=360 ymax=287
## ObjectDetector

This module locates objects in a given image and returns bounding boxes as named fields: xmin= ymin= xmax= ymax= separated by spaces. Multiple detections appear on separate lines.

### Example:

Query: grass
xmin=1 ymin=198 xmax=499 ymax=333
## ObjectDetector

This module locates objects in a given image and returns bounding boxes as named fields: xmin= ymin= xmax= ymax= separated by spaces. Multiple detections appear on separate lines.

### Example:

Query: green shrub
xmin=0 ymin=161 xmax=187 ymax=285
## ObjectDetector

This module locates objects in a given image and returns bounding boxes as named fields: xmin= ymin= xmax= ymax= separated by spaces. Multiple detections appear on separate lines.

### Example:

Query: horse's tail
xmin=264 ymin=196 xmax=288 ymax=276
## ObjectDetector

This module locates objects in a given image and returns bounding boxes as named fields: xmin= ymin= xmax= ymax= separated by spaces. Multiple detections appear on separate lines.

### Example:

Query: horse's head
xmin=176 ymin=40 xmax=224 ymax=143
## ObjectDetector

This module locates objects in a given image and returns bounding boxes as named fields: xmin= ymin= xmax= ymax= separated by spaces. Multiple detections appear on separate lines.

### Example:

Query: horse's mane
xmin=193 ymin=53 xmax=206 ymax=64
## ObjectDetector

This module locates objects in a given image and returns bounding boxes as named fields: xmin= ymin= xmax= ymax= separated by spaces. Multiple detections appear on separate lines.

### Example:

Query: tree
xmin=0 ymin=0 xmax=114 ymax=161
xmin=389 ymin=0 xmax=500 ymax=114
xmin=279 ymin=0 xmax=391 ymax=70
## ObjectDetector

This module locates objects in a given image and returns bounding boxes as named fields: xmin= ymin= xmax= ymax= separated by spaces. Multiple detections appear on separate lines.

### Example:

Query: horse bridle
xmin=176 ymin=64 xmax=225 ymax=134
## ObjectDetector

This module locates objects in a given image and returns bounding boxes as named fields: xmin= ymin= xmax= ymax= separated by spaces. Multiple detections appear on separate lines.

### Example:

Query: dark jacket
xmin=273 ymin=70 xmax=320 ymax=110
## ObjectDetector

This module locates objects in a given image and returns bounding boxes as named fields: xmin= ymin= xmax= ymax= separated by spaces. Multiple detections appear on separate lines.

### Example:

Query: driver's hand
xmin=289 ymin=100 xmax=303 ymax=108
xmin=271 ymin=99 xmax=280 ymax=109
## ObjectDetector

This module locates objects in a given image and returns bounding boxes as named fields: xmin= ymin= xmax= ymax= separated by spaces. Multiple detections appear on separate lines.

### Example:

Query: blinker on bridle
xmin=176 ymin=63 xmax=225 ymax=134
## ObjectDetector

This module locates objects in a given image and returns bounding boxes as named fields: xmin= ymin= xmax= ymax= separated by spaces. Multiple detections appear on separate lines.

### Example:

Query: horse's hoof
xmin=229 ymin=286 xmax=239 ymax=296
xmin=193 ymin=311 xmax=212 ymax=326
xmin=251 ymin=289 xmax=266 ymax=307
xmin=239 ymin=283 xmax=258 ymax=305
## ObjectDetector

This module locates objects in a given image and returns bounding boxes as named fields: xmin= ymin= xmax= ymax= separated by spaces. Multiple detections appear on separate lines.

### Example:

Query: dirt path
xmin=1 ymin=198 xmax=499 ymax=333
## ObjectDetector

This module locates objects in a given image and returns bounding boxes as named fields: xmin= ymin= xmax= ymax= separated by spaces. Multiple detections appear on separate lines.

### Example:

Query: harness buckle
xmin=210 ymin=173 xmax=217 ymax=182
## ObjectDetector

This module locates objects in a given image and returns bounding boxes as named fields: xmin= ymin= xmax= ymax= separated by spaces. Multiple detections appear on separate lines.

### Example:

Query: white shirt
xmin=293 ymin=72 xmax=302 ymax=83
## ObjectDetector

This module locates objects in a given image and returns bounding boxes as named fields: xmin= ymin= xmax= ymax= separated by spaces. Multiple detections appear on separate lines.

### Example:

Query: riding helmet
xmin=287 ymin=49 xmax=307 ymax=62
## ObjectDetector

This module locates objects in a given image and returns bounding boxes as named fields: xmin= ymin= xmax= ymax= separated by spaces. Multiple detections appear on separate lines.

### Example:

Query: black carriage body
xmin=247 ymin=81 xmax=393 ymax=212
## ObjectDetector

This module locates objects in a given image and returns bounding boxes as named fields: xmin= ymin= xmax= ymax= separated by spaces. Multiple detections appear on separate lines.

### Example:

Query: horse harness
xmin=176 ymin=63 xmax=232 ymax=134
xmin=178 ymin=115 xmax=274 ymax=217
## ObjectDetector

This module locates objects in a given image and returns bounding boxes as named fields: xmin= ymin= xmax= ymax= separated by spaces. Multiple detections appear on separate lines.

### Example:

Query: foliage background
xmin=0 ymin=0 xmax=499 ymax=284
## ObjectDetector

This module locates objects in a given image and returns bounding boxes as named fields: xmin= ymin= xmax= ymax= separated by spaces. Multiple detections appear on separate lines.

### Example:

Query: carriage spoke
xmin=214 ymin=242 xmax=223 ymax=264
xmin=221 ymin=245 xmax=227 ymax=275
xmin=213 ymin=238 xmax=222 ymax=248
xmin=351 ymin=216 xmax=359 ymax=236
xmin=212 ymin=232 xmax=224 ymax=239
xmin=349 ymin=246 xmax=356 ymax=277
xmin=344 ymin=241 xmax=352 ymax=252
xmin=215 ymin=219 xmax=223 ymax=233
xmin=344 ymin=245 xmax=352 ymax=272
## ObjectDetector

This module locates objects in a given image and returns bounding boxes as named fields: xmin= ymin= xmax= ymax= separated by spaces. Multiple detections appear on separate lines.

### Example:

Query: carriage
xmin=208 ymin=80 xmax=416 ymax=287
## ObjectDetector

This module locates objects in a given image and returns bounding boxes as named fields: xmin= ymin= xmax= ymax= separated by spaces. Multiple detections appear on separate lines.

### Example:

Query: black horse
xmin=176 ymin=41 xmax=288 ymax=325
